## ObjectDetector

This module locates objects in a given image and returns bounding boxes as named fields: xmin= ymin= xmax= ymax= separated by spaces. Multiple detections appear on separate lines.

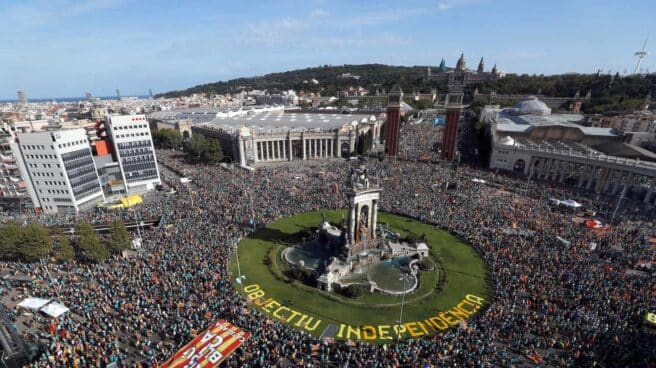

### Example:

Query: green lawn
xmin=229 ymin=210 xmax=490 ymax=342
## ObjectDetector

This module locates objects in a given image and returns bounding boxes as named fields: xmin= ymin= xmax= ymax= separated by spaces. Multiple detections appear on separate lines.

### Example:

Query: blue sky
xmin=1 ymin=0 xmax=654 ymax=99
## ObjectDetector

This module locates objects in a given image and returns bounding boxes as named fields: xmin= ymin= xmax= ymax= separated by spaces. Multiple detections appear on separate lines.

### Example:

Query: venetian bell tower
xmin=441 ymin=85 xmax=464 ymax=161
xmin=385 ymin=84 xmax=403 ymax=157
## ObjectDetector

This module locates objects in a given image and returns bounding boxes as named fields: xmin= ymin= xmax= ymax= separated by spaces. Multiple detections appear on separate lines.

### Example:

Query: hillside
xmin=158 ymin=64 xmax=656 ymax=113
xmin=156 ymin=64 xmax=440 ymax=98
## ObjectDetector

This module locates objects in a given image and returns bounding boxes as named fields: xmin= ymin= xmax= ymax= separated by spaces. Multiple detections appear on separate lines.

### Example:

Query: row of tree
xmin=151 ymin=128 xmax=225 ymax=163
xmin=157 ymin=63 xmax=656 ymax=114
xmin=0 ymin=220 xmax=132 ymax=263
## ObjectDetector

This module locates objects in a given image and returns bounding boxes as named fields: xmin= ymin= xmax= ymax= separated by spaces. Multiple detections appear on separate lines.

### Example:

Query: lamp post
xmin=235 ymin=237 xmax=245 ymax=295
xmin=611 ymin=192 xmax=625 ymax=225
xmin=397 ymin=275 xmax=408 ymax=341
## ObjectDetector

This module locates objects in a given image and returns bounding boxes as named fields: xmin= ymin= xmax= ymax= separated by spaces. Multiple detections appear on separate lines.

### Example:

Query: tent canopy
xmin=17 ymin=297 xmax=50 ymax=310
xmin=585 ymin=219 xmax=603 ymax=229
xmin=40 ymin=302 xmax=69 ymax=318
xmin=560 ymin=199 xmax=582 ymax=208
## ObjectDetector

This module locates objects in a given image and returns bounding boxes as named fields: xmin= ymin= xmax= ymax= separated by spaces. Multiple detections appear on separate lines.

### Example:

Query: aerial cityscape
xmin=0 ymin=0 xmax=655 ymax=367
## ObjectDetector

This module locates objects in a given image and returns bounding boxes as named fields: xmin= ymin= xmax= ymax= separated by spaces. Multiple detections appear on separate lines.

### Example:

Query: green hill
xmin=158 ymin=64 xmax=656 ymax=113
xmin=156 ymin=64 xmax=440 ymax=98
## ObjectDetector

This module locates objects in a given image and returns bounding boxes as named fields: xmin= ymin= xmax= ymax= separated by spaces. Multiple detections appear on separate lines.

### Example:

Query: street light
xmin=611 ymin=192 xmax=625 ymax=225
xmin=235 ymin=237 xmax=245 ymax=295
xmin=397 ymin=274 xmax=408 ymax=341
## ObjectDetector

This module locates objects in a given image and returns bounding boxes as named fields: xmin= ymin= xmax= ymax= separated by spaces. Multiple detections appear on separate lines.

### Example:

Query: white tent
xmin=40 ymin=302 xmax=69 ymax=318
xmin=17 ymin=297 xmax=50 ymax=311
xmin=560 ymin=199 xmax=582 ymax=209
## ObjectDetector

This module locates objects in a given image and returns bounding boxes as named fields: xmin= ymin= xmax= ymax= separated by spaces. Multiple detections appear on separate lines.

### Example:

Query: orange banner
xmin=160 ymin=320 xmax=250 ymax=368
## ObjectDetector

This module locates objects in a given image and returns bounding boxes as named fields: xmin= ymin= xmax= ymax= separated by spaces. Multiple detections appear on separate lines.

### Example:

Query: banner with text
xmin=160 ymin=320 xmax=250 ymax=368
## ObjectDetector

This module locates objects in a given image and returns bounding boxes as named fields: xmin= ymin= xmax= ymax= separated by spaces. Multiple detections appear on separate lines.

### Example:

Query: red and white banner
xmin=160 ymin=320 xmax=250 ymax=368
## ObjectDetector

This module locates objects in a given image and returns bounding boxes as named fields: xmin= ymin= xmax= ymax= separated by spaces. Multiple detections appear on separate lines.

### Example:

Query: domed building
xmin=510 ymin=96 xmax=552 ymax=116
xmin=429 ymin=54 xmax=503 ymax=86
xmin=481 ymin=98 xmax=656 ymax=202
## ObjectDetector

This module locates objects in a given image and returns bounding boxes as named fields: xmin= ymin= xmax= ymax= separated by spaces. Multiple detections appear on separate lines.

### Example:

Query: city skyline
xmin=1 ymin=0 xmax=654 ymax=100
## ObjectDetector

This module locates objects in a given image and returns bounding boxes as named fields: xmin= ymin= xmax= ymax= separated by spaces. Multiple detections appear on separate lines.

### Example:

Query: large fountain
xmin=283 ymin=166 xmax=429 ymax=295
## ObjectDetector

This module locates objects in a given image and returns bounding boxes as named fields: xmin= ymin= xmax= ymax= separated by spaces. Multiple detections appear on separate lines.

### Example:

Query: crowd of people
xmin=1 ymin=124 xmax=655 ymax=367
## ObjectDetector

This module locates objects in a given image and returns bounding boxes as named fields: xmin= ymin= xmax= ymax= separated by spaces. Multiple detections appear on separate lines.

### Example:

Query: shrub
xmin=418 ymin=257 xmax=433 ymax=271
xmin=341 ymin=284 xmax=367 ymax=299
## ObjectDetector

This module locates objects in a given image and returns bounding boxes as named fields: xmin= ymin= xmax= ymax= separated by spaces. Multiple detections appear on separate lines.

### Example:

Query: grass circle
xmin=230 ymin=210 xmax=491 ymax=342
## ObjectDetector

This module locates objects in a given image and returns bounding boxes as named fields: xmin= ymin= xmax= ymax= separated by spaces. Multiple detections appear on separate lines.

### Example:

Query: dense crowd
xmin=1 ymin=125 xmax=655 ymax=367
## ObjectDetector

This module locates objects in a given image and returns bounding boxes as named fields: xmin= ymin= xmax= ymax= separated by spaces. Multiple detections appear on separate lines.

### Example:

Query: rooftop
xmin=201 ymin=111 xmax=377 ymax=135
xmin=491 ymin=98 xmax=617 ymax=138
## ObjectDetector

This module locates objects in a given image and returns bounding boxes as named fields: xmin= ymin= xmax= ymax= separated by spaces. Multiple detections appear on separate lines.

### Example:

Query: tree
xmin=341 ymin=284 xmax=366 ymax=298
xmin=75 ymin=222 xmax=108 ymax=263
xmin=152 ymin=128 xmax=183 ymax=149
xmin=185 ymin=135 xmax=224 ymax=162
xmin=52 ymin=229 xmax=75 ymax=263
xmin=19 ymin=223 xmax=52 ymax=262
xmin=105 ymin=220 xmax=130 ymax=254
xmin=0 ymin=222 xmax=22 ymax=260
xmin=417 ymin=257 xmax=433 ymax=271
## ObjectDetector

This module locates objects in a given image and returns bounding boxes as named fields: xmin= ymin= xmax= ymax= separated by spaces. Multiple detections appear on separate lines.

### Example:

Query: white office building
xmin=16 ymin=129 xmax=104 ymax=214
xmin=104 ymin=114 xmax=160 ymax=193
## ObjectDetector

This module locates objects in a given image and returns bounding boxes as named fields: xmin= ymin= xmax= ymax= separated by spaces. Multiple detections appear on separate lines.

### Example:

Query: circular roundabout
xmin=230 ymin=210 xmax=491 ymax=343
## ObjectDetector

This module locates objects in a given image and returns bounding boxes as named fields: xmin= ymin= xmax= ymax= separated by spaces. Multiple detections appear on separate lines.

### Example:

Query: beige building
xmin=192 ymin=111 xmax=382 ymax=167
xmin=484 ymin=97 xmax=656 ymax=203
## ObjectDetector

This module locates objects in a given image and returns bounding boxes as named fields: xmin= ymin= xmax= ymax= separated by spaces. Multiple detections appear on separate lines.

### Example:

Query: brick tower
xmin=441 ymin=86 xmax=463 ymax=161
xmin=385 ymin=84 xmax=403 ymax=157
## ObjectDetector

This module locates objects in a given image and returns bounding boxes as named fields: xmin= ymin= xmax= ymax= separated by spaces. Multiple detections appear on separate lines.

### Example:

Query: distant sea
xmin=0 ymin=96 xmax=150 ymax=103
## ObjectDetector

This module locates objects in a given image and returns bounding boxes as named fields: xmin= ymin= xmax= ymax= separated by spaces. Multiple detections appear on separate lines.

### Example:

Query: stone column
xmin=288 ymin=137 xmax=293 ymax=161
xmin=266 ymin=141 xmax=271 ymax=161
xmin=252 ymin=138 xmax=258 ymax=163
xmin=349 ymin=204 xmax=357 ymax=243
xmin=550 ymin=159 xmax=558 ymax=181
xmin=543 ymin=159 xmax=551 ymax=180
xmin=644 ymin=179 xmax=655 ymax=203
xmin=585 ymin=171 xmax=595 ymax=190
xmin=238 ymin=138 xmax=246 ymax=167
xmin=302 ymin=137 xmax=307 ymax=160
xmin=371 ymin=200 xmax=378 ymax=239
xmin=558 ymin=163 xmax=566 ymax=183
xmin=277 ymin=140 xmax=281 ymax=160
xmin=314 ymin=139 xmax=318 ymax=158
xmin=603 ymin=171 xmax=615 ymax=193
xmin=594 ymin=168 xmax=605 ymax=193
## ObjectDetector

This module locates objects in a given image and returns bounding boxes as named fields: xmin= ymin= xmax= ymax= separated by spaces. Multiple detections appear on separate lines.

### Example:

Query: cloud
xmin=436 ymin=0 xmax=485 ymax=11
xmin=310 ymin=8 xmax=329 ymax=18
xmin=244 ymin=17 xmax=310 ymax=45
xmin=1 ymin=0 xmax=127 ymax=28
xmin=437 ymin=2 xmax=453 ymax=10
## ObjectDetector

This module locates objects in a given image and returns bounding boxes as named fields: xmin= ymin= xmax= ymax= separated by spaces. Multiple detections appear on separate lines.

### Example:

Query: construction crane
xmin=634 ymin=37 xmax=649 ymax=75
